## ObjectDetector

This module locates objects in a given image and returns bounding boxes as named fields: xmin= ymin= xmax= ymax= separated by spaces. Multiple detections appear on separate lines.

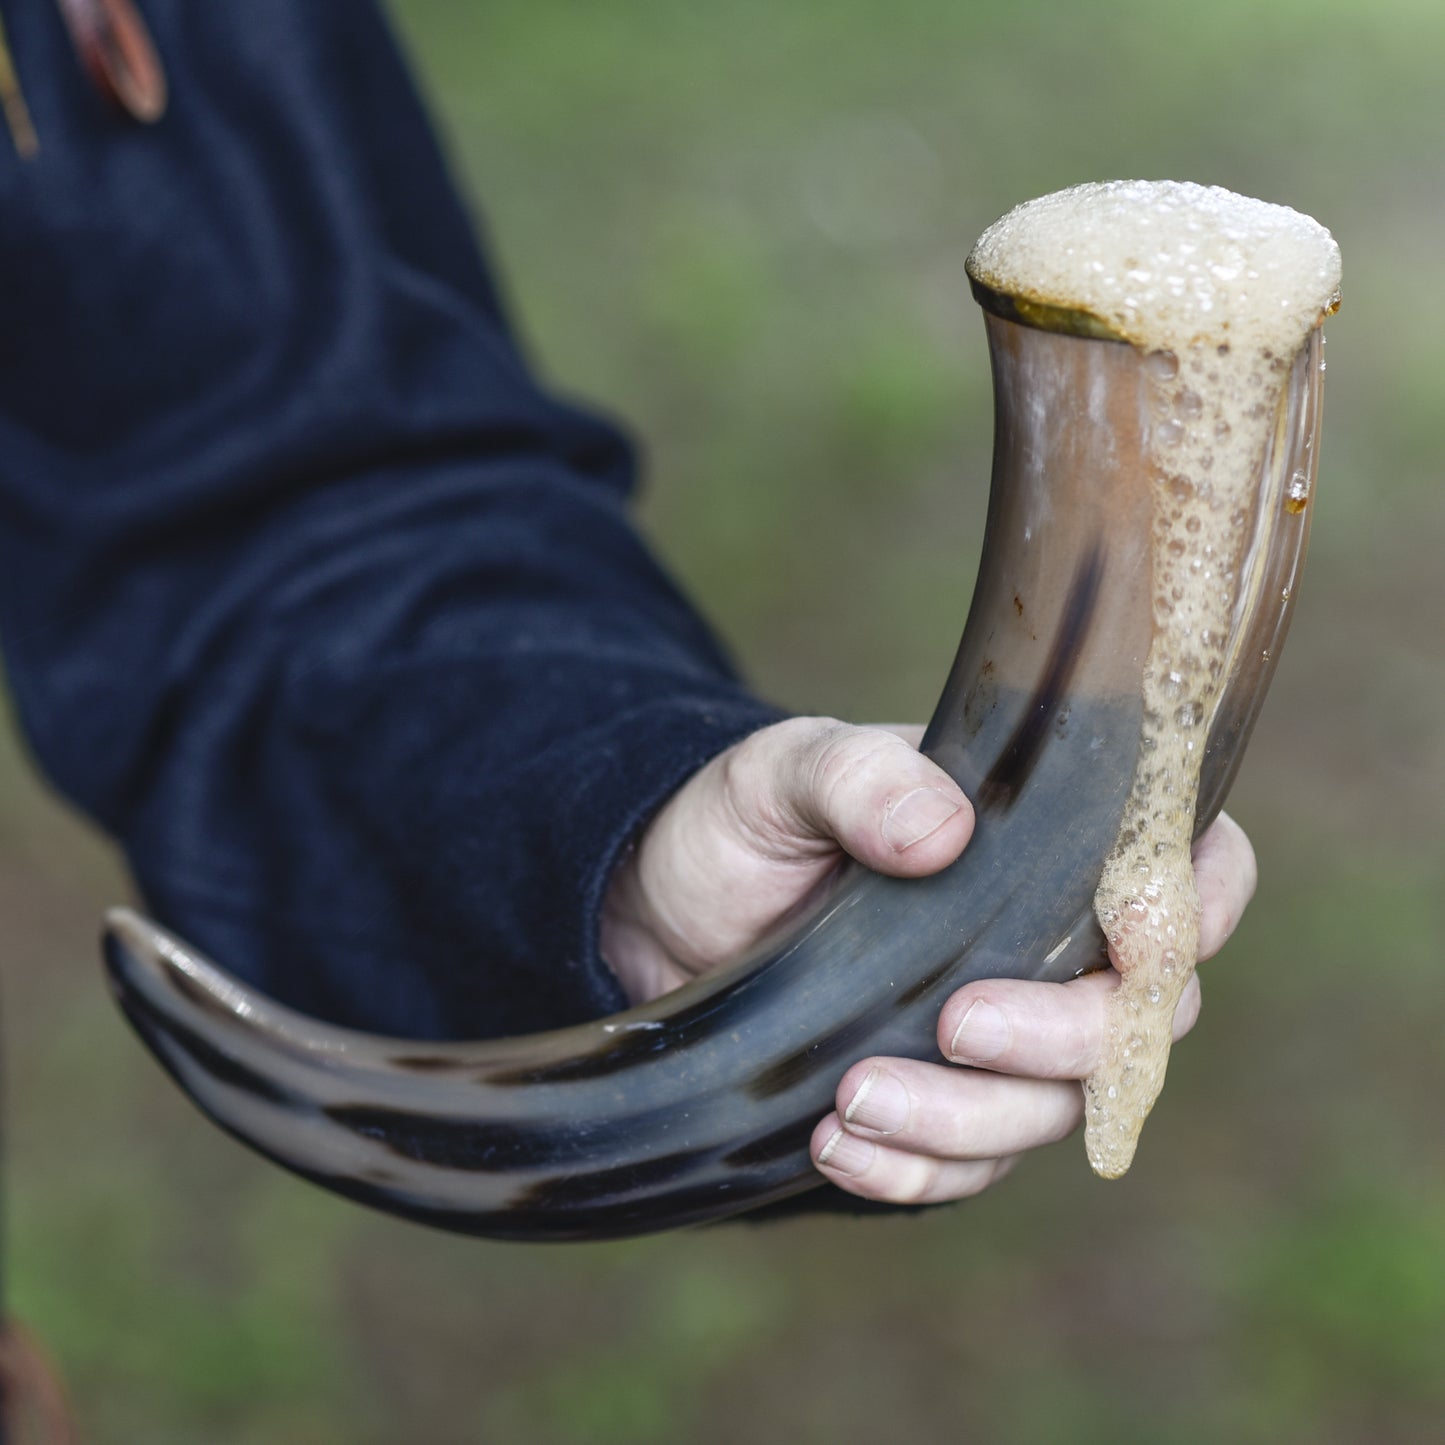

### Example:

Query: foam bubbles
xmin=969 ymin=182 xmax=1340 ymax=1179
xmin=968 ymin=181 xmax=1340 ymax=358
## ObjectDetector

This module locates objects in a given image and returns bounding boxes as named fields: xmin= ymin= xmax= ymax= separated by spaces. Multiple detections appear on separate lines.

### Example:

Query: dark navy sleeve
xmin=0 ymin=0 xmax=786 ymax=1038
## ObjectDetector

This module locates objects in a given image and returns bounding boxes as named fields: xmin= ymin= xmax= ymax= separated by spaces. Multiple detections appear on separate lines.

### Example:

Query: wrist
xmin=599 ymin=843 xmax=693 ymax=1005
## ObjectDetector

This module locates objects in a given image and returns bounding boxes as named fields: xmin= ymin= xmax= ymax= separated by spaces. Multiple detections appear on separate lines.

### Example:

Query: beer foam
xmin=967 ymin=180 xmax=1340 ymax=360
xmin=969 ymin=182 xmax=1340 ymax=1178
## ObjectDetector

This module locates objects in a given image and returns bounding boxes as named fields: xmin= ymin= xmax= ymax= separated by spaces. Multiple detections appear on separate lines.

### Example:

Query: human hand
xmin=809 ymin=812 xmax=1257 ymax=1202
xmin=600 ymin=716 xmax=975 ymax=1003
xmin=599 ymin=717 xmax=1256 ymax=1204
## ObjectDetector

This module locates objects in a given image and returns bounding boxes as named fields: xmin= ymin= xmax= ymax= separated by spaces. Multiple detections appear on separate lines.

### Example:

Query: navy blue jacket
xmin=0 ymin=0 xmax=785 ymax=1039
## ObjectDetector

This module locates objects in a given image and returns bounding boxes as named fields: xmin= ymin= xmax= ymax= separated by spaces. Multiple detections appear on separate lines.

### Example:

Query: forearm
xmin=0 ymin=0 xmax=782 ymax=1037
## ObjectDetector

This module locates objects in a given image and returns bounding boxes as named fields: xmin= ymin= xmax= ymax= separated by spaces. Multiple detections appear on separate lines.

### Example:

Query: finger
xmin=725 ymin=716 xmax=974 ymax=876
xmin=937 ymin=970 xmax=1203 ymax=1079
xmin=835 ymin=1056 xmax=1083 ymax=1158
xmin=812 ymin=1113 xmax=1017 ymax=1205
xmin=1193 ymin=810 xmax=1257 ymax=961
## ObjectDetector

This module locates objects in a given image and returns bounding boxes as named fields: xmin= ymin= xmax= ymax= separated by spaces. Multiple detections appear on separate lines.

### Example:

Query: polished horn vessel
xmin=102 ymin=277 xmax=1328 ymax=1241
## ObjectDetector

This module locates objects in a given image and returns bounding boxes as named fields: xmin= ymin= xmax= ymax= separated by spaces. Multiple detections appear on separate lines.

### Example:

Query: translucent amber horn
xmin=103 ymin=193 xmax=1331 ymax=1240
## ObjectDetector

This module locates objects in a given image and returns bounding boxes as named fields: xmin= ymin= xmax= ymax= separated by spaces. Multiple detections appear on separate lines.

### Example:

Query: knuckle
xmin=953 ymin=1163 xmax=997 ymax=1200
xmin=716 ymin=734 xmax=767 ymax=820
xmin=1061 ymin=1016 xmax=1099 ymax=1076
xmin=1172 ymin=976 xmax=1203 ymax=1038
xmin=808 ymin=725 xmax=892 ymax=811
xmin=987 ymin=1156 xmax=1019 ymax=1189
xmin=1045 ymin=993 xmax=1100 ymax=1076
xmin=719 ymin=719 xmax=827 ymax=854
xmin=1231 ymin=822 xmax=1260 ymax=899
xmin=1198 ymin=908 xmax=1233 ymax=961
xmin=1043 ymin=1094 xmax=1085 ymax=1145
xmin=876 ymin=1155 xmax=938 ymax=1206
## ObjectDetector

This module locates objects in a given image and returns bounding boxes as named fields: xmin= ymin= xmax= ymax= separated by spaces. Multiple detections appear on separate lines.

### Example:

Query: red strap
xmin=56 ymin=0 xmax=167 ymax=123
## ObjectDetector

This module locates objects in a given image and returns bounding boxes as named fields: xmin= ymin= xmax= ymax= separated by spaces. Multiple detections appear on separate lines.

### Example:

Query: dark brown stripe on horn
xmin=977 ymin=540 xmax=1106 ymax=810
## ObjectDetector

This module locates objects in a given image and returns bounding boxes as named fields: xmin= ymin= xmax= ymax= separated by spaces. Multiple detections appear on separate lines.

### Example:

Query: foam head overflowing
xmin=969 ymin=181 xmax=1340 ymax=1178
xmin=966 ymin=179 xmax=1340 ymax=358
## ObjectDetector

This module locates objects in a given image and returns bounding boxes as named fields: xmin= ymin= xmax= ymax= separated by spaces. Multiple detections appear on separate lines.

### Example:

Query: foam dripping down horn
xmin=103 ymin=184 xmax=1336 ymax=1241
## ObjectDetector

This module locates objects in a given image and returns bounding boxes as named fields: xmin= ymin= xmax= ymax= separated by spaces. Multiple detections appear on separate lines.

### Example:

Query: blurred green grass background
xmin=5 ymin=0 xmax=1444 ymax=1440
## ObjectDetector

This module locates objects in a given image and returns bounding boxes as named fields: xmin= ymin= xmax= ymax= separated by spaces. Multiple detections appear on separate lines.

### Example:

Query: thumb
xmin=723 ymin=716 xmax=975 ymax=877
xmin=603 ymin=716 xmax=975 ymax=996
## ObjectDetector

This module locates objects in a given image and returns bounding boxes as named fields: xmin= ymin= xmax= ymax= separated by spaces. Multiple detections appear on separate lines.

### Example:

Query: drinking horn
xmin=102 ymin=265 xmax=1329 ymax=1243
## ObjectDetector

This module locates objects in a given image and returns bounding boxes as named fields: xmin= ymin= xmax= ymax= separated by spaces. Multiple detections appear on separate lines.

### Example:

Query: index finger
xmin=937 ymin=970 xmax=1203 ymax=1079
xmin=1193 ymin=810 xmax=1257 ymax=962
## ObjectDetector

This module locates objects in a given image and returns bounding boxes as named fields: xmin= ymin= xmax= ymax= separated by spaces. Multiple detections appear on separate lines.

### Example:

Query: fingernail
xmin=843 ymin=1066 xmax=909 ymax=1135
xmin=816 ymin=1127 xmax=876 ymax=1177
xmin=882 ymin=786 xmax=961 ymax=852
xmin=948 ymin=999 xmax=1010 ymax=1062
